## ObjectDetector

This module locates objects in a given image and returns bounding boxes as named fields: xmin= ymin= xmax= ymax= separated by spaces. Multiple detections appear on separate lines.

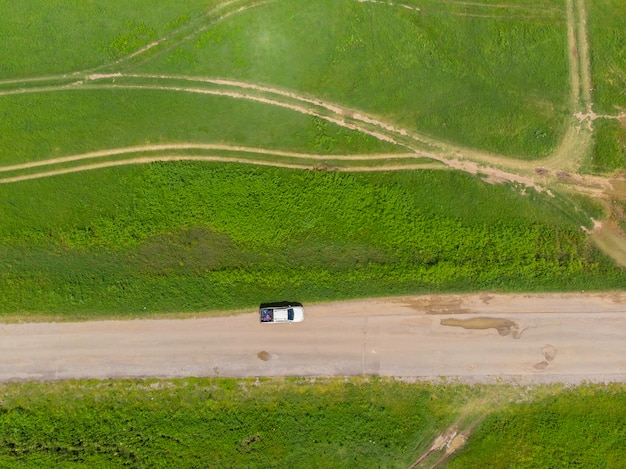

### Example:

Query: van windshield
xmin=287 ymin=308 xmax=294 ymax=321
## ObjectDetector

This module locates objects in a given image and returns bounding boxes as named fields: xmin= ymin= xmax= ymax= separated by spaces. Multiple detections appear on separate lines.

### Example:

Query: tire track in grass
xmin=0 ymin=78 xmax=546 ymax=191
xmin=102 ymin=74 xmax=554 ymax=190
xmin=356 ymin=0 xmax=562 ymax=20
xmin=0 ymin=155 xmax=444 ymax=184
xmin=0 ymin=145 xmax=419 ymax=173
xmin=117 ymin=0 xmax=274 ymax=72
xmin=94 ymin=0 xmax=257 ymax=70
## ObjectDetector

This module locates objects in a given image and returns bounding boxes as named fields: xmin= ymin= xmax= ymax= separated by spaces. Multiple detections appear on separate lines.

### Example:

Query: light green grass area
xmin=0 ymin=0 xmax=219 ymax=77
xmin=135 ymin=0 xmax=570 ymax=158
xmin=0 ymin=90 xmax=400 ymax=165
xmin=0 ymin=378 xmax=448 ymax=468
xmin=446 ymin=384 xmax=626 ymax=469
xmin=1 ymin=163 xmax=623 ymax=318
xmin=0 ymin=378 xmax=623 ymax=468
xmin=587 ymin=0 xmax=626 ymax=173
xmin=0 ymin=0 xmax=572 ymax=160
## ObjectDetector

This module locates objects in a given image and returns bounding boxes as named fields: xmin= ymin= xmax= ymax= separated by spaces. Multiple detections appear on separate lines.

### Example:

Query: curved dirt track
xmin=1 ymin=293 xmax=625 ymax=384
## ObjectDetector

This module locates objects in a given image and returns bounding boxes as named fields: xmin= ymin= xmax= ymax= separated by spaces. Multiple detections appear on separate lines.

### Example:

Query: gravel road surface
xmin=2 ymin=293 xmax=625 ymax=384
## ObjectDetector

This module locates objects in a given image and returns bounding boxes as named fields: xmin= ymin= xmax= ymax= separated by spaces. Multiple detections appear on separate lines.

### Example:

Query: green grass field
xmin=0 ymin=378 xmax=623 ymax=468
xmin=1 ymin=163 xmax=622 ymax=317
xmin=588 ymin=0 xmax=626 ymax=115
xmin=0 ymin=0 xmax=625 ymax=318
xmin=0 ymin=90 xmax=400 ymax=166
xmin=135 ymin=0 xmax=570 ymax=158
xmin=587 ymin=0 xmax=626 ymax=172
xmin=1 ymin=3 xmax=625 ymax=467
xmin=447 ymin=384 xmax=626 ymax=468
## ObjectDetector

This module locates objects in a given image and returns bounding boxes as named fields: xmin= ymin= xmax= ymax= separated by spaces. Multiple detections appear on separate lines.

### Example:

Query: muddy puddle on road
xmin=441 ymin=317 xmax=525 ymax=339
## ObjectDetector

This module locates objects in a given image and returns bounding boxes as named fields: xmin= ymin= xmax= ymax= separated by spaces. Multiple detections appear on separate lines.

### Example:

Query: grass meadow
xmin=0 ymin=378 xmax=623 ymax=468
xmin=1 ymin=3 xmax=625 ymax=467
xmin=0 ymin=0 xmax=217 ymax=77
xmin=0 ymin=0 xmax=624 ymax=315
xmin=0 ymin=90 xmax=400 ymax=166
xmin=587 ymin=0 xmax=626 ymax=115
xmin=136 ymin=0 xmax=570 ymax=158
xmin=447 ymin=384 xmax=626 ymax=468
xmin=588 ymin=0 xmax=626 ymax=172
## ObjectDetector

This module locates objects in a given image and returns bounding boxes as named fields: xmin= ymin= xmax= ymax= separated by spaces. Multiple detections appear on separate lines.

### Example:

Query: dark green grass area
xmin=592 ymin=119 xmax=626 ymax=173
xmin=445 ymin=384 xmax=626 ymax=469
xmin=137 ymin=0 xmax=570 ymax=158
xmin=0 ymin=0 xmax=219 ymax=78
xmin=0 ymin=378 xmax=450 ymax=468
xmin=1 ymin=163 xmax=623 ymax=317
xmin=588 ymin=0 xmax=626 ymax=114
xmin=0 ymin=91 xmax=400 ymax=166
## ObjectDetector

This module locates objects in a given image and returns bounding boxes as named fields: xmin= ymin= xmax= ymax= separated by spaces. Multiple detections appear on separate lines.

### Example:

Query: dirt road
xmin=1 ymin=293 xmax=625 ymax=384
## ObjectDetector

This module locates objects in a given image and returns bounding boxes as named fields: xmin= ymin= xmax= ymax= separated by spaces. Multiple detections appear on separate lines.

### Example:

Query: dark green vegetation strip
xmin=446 ymin=384 xmax=626 ymax=469
xmin=1 ymin=163 xmax=623 ymax=318
xmin=0 ymin=379 xmax=623 ymax=468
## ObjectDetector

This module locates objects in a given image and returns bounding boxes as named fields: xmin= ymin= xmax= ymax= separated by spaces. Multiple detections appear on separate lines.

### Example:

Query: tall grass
xmin=592 ymin=119 xmax=626 ymax=172
xmin=1 ymin=163 xmax=622 ymax=318
xmin=0 ymin=378 xmax=623 ymax=468
xmin=0 ymin=377 xmax=450 ymax=468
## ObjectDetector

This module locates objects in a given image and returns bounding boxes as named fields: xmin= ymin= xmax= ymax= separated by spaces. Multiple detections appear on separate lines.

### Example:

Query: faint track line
xmin=0 ymin=145 xmax=419 ymax=173
xmin=0 ymin=155 xmax=444 ymax=184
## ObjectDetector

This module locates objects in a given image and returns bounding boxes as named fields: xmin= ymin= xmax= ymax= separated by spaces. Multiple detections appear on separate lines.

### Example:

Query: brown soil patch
xmin=541 ymin=344 xmax=557 ymax=362
xmin=440 ymin=317 xmax=519 ymax=337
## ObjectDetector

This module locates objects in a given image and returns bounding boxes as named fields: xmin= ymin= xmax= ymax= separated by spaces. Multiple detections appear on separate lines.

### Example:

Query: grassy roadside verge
xmin=1 ymin=163 xmax=623 ymax=319
xmin=0 ymin=378 xmax=623 ymax=468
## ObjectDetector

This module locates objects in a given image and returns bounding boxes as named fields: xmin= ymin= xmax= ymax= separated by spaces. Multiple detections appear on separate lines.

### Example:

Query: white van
xmin=259 ymin=304 xmax=304 ymax=323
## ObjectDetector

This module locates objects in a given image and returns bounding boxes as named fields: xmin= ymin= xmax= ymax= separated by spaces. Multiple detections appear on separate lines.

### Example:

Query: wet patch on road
xmin=257 ymin=351 xmax=271 ymax=361
xmin=440 ymin=317 xmax=527 ymax=339
xmin=534 ymin=344 xmax=557 ymax=370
